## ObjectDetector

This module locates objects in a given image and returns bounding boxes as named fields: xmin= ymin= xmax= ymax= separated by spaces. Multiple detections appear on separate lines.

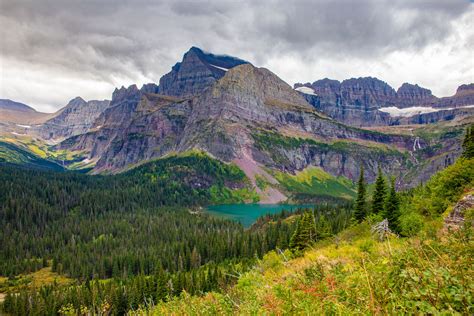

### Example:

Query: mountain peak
xmin=158 ymin=47 xmax=249 ymax=97
xmin=455 ymin=83 xmax=474 ymax=96
xmin=66 ymin=96 xmax=87 ymax=107
xmin=0 ymin=99 xmax=37 ymax=113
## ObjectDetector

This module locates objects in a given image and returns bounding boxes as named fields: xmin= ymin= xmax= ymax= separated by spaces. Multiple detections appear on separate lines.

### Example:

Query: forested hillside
xmin=0 ymin=151 xmax=353 ymax=315
xmin=1 ymin=129 xmax=473 ymax=315
xmin=144 ymin=155 xmax=474 ymax=315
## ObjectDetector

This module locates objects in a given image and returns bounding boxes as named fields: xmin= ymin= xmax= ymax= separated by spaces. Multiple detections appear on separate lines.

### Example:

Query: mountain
xmin=0 ymin=99 xmax=54 ymax=125
xmin=32 ymin=97 xmax=110 ymax=141
xmin=436 ymin=83 xmax=474 ymax=108
xmin=0 ymin=47 xmax=469 ymax=199
xmin=158 ymin=46 xmax=249 ymax=97
xmin=396 ymin=83 xmax=437 ymax=107
xmin=54 ymin=48 xmax=464 ymax=199
xmin=294 ymin=79 xmax=474 ymax=127
xmin=0 ymin=99 xmax=36 ymax=112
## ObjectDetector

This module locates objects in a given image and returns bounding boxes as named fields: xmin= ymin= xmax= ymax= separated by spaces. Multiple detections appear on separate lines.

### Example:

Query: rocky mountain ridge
xmin=1 ymin=47 xmax=470 ymax=202
xmin=55 ymin=48 xmax=460 ymax=197
xmin=32 ymin=97 xmax=111 ymax=140
xmin=295 ymin=78 xmax=474 ymax=126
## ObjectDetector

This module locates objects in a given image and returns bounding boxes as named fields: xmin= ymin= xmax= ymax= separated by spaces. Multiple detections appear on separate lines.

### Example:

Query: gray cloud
xmin=0 ymin=0 xmax=472 ymax=112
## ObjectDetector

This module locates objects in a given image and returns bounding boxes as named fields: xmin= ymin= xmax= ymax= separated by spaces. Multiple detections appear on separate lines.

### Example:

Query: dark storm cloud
xmin=0 ymin=0 xmax=472 ymax=111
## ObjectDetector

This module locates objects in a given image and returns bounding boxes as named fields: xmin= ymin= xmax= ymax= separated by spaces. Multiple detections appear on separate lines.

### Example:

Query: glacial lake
xmin=206 ymin=204 xmax=314 ymax=228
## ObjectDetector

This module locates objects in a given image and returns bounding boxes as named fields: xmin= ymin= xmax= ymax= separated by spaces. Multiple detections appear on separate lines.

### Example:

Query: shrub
xmin=398 ymin=212 xmax=424 ymax=237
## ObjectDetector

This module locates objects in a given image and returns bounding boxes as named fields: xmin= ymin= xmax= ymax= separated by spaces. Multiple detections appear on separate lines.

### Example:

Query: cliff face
xmin=60 ymin=62 xmax=429 ymax=187
xmin=436 ymin=84 xmax=474 ymax=108
xmin=396 ymin=83 xmax=437 ymax=107
xmin=59 ymin=84 xmax=157 ymax=159
xmin=158 ymin=46 xmax=248 ymax=97
xmin=295 ymin=79 xmax=473 ymax=127
xmin=33 ymin=97 xmax=110 ymax=140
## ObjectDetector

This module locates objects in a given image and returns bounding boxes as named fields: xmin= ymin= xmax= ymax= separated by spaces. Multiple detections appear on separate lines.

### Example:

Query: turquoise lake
xmin=206 ymin=204 xmax=314 ymax=228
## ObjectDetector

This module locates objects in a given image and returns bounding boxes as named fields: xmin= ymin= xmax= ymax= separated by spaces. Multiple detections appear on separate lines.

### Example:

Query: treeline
xmin=2 ymin=259 xmax=254 ymax=315
xmin=0 ymin=153 xmax=255 ymax=277
xmin=2 ymin=204 xmax=354 ymax=316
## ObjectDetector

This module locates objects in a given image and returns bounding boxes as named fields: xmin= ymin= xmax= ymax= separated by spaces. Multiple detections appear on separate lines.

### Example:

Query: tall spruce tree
xmin=384 ymin=177 xmax=400 ymax=233
xmin=372 ymin=167 xmax=387 ymax=214
xmin=354 ymin=165 xmax=367 ymax=222
xmin=315 ymin=215 xmax=332 ymax=239
xmin=290 ymin=211 xmax=316 ymax=250
xmin=461 ymin=124 xmax=474 ymax=158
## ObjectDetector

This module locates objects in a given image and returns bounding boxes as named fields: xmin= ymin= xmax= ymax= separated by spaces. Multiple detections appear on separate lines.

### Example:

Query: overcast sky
xmin=1 ymin=0 xmax=473 ymax=112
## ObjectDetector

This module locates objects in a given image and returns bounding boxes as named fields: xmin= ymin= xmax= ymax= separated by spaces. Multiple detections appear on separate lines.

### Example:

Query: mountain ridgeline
xmin=0 ymin=46 xmax=473 ymax=316
xmin=295 ymin=79 xmax=474 ymax=126
xmin=1 ymin=46 xmax=473 ymax=197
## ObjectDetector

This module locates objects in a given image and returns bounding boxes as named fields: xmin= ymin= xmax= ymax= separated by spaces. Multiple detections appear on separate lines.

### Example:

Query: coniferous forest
xmin=0 ymin=154 xmax=354 ymax=315
xmin=1 ymin=129 xmax=474 ymax=314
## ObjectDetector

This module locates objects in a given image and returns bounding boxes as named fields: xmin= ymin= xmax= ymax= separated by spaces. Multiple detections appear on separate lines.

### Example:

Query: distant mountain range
xmin=1 ymin=46 xmax=472 ymax=202
xmin=295 ymin=79 xmax=474 ymax=126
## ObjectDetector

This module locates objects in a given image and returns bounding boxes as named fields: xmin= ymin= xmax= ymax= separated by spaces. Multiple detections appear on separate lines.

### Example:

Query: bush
xmin=398 ymin=212 xmax=424 ymax=237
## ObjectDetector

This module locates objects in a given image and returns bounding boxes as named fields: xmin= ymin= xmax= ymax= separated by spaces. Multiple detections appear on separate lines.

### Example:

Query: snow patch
xmin=379 ymin=104 xmax=474 ymax=118
xmin=16 ymin=124 xmax=31 ymax=128
xmin=209 ymin=64 xmax=228 ymax=72
xmin=295 ymin=86 xmax=318 ymax=96
xmin=10 ymin=132 xmax=25 ymax=136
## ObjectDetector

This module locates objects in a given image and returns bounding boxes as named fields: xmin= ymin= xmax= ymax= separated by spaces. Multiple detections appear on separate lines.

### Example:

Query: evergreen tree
xmin=354 ymin=165 xmax=367 ymax=222
xmin=461 ymin=124 xmax=474 ymax=158
xmin=372 ymin=167 xmax=387 ymax=214
xmin=384 ymin=177 xmax=401 ymax=233
xmin=289 ymin=211 xmax=316 ymax=250
xmin=315 ymin=215 xmax=332 ymax=240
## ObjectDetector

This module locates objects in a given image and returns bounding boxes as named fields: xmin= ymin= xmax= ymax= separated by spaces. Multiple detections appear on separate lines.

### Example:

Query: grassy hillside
xmin=0 ymin=134 xmax=87 ymax=168
xmin=150 ymin=217 xmax=471 ymax=315
xmin=0 ymin=141 xmax=64 ymax=171
xmin=272 ymin=166 xmax=356 ymax=202
xmin=146 ymin=157 xmax=474 ymax=315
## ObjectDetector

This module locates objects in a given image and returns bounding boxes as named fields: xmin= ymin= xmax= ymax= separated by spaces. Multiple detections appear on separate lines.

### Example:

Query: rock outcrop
xmin=445 ymin=194 xmax=474 ymax=229
xmin=33 ymin=97 xmax=110 ymax=140
xmin=159 ymin=46 xmax=248 ymax=97
xmin=396 ymin=83 xmax=437 ymax=107
xmin=437 ymin=84 xmax=474 ymax=108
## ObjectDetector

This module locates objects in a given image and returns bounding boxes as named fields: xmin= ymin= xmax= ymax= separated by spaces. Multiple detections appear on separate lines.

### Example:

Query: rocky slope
xmin=158 ymin=46 xmax=249 ymax=97
xmin=32 ymin=97 xmax=110 ymax=141
xmin=436 ymin=83 xmax=474 ymax=108
xmin=295 ymin=79 xmax=473 ymax=127
xmin=57 ymin=52 xmax=455 ymax=193
xmin=0 ymin=47 xmax=464 ymax=198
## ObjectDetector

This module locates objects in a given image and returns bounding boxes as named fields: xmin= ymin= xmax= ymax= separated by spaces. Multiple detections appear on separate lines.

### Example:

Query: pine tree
xmin=461 ymin=124 xmax=474 ymax=158
xmin=384 ymin=177 xmax=401 ymax=233
xmin=315 ymin=215 xmax=332 ymax=239
xmin=354 ymin=165 xmax=367 ymax=222
xmin=372 ymin=167 xmax=387 ymax=214
xmin=289 ymin=211 xmax=316 ymax=250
